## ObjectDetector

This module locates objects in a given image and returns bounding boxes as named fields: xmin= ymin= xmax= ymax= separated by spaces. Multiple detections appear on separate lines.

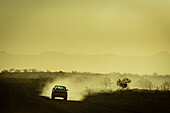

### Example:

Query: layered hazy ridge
xmin=0 ymin=51 xmax=170 ymax=75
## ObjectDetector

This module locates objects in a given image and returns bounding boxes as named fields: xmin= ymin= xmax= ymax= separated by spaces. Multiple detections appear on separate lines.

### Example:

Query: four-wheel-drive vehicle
xmin=51 ymin=85 xmax=68 ymax=101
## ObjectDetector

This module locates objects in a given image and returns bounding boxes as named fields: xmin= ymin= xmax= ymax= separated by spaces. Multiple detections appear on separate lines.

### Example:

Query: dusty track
xmin=0 ymin=77 xmax=170 ymax=113
xmin=0 ymin=78 xmax=127 ymax=113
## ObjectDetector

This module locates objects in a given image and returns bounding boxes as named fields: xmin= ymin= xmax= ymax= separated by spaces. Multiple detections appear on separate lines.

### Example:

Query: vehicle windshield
xmin=54 ymin=86 xmax=66 ymax=90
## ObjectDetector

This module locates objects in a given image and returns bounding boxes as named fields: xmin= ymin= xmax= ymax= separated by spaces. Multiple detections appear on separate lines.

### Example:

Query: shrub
xmin=117 ymin=78 xmax=131 ymax=89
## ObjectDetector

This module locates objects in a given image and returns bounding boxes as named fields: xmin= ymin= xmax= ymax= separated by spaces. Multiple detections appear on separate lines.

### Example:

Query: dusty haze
xmin=1 ymin=0 xmax=170 ymax=74
xmin=1 ymin=1 xmax=170 ymax=113
xmin=1 ymin=51 xmax=170 ymax=74
xmin=0 ymin=0 xmax=170 ymax=56
xmin=40 ymin=72 xmax=170 ymax=101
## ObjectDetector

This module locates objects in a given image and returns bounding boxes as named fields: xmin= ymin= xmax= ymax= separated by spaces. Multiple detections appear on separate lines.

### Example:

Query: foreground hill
xmin=0 ymin=76 xmax=170 ymax=113
xmin=84 ymin=90 xmax=170 ymax=113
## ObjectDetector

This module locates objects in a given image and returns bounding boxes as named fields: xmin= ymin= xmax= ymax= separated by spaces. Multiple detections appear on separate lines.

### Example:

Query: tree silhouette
xmin=162 ymin=81 xmax=170 ymax=91
xmin=102 ymin=77 xmax=111 ymax=90
xmin=117 ymin=78 xmax=131 ymax=89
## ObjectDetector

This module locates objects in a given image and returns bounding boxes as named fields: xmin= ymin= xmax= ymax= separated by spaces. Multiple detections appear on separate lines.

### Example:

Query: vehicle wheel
xmin=64 ymin=96 xmax=67 ymax=101
xmin=51 ymin=95 xmax=55 ymax=100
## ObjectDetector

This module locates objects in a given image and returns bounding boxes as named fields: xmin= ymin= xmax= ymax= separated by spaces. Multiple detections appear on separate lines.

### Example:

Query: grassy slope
xmin=0 ymin=72 xmax=170 ymax=113
xmin=83 ymin=90 xmax=170 ymax=113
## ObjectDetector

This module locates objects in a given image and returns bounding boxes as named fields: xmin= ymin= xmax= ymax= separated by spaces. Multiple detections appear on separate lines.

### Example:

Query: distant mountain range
xmin=0 ymin=51 xmax=170 ymax=75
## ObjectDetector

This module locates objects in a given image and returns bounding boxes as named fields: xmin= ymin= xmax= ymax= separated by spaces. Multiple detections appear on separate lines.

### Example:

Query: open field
xmin=0 ymin=73 xmax=170 ymax=113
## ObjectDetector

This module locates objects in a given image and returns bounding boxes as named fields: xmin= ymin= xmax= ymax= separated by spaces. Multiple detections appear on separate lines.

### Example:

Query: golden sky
xmin=0 ymin=0 xmax=170 ymax=56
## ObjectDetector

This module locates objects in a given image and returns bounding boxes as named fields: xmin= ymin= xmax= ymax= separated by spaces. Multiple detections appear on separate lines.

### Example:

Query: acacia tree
xmin=84 ymin=86 xmax=92 ymax=96
xmin=162 ymin=81 xmax=170 ymax=91
xmin=23 ymin=69 xmax=28 ymax=72
xmin=1 ymin=69 xmax=9 ymax=73
xmin=9 ymin=68 xmax=15 ymax=73
xmin=102 ymin=77 xmax=111 ymax=90
xmin=117 ymin=78 xmax=131 ymax=89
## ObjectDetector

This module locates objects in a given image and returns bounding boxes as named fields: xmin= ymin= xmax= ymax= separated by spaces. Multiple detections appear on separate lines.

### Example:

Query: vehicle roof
xmin=54 ymin=85 xmax=66 ymax=87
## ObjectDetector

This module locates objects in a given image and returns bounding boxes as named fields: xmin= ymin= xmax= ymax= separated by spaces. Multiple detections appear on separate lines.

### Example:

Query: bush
xmin=117 ymin=78 xmax=131 ymax=89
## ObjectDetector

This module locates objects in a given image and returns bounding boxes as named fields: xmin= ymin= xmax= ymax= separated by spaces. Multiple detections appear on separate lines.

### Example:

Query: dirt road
xmin=0 ymin=77 xmax=127 ymax=113
xmin=0 ymin=77 xmax=170 ymax=113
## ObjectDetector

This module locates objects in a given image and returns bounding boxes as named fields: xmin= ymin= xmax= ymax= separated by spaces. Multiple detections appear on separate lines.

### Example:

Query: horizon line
xmin=0 ymin=50 xmax=169 ymax=57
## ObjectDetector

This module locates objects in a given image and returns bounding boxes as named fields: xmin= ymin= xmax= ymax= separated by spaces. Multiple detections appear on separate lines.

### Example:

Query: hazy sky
xmin=0 ymin=0 xmax=170 ymax=56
